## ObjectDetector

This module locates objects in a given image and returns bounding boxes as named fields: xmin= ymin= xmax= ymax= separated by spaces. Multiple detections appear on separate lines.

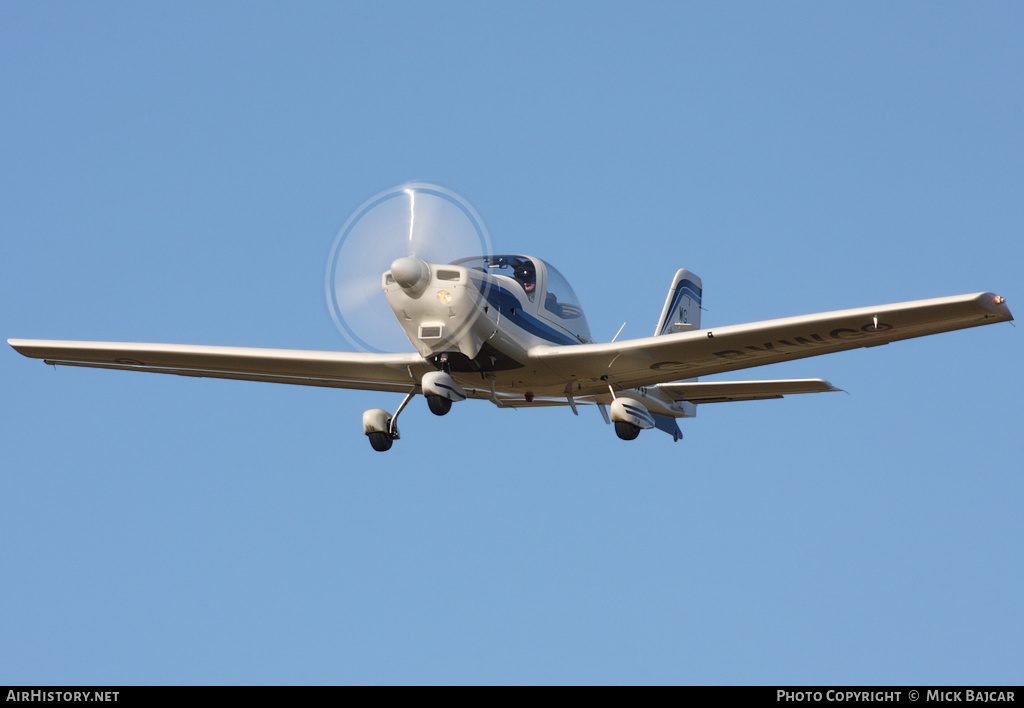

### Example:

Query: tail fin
xmin=654 ymin=269 xmax=702 ymax=336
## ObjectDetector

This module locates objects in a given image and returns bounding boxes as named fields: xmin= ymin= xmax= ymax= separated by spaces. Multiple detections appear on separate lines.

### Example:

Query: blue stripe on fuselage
xmin=472 ymin=276 xmax=580 ymax=346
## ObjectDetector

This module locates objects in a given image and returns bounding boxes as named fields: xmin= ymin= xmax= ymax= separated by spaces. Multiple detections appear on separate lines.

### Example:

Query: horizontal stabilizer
xmin=657 ymin=378 xmax=840 ymax=404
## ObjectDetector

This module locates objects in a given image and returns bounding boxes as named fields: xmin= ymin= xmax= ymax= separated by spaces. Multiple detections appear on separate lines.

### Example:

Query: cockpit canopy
xmin=452 ymin=255 xmax=592 ymax=344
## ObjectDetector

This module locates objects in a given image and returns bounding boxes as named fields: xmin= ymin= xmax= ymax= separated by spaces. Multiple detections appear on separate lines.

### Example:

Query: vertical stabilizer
xmin=654 ymin=269 xmax=702 ymax=336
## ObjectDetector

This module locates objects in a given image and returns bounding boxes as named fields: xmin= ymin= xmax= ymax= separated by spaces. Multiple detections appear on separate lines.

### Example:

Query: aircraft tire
xmin=426 ymin=394 xmax=453 ymax=416
xmin=614 ymin=421 xmax=641 ymax=441
xmin=368 ymin=431 xmax=394 ymax=452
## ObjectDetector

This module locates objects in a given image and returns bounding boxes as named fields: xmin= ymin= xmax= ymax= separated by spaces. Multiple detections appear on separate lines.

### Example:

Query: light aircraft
xmin=8 ymin=253 xmax=1013 ymax=451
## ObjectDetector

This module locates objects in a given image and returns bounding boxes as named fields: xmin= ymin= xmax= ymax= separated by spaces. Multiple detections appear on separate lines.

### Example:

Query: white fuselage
xmin=382 ymin=255 xmax=694 ymax=418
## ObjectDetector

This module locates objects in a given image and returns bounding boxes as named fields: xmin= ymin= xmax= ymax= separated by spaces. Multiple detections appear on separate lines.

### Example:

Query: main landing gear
xmin=609 ymin=398 xmax=653 ymax=442
xmin=362 ymin=388 xmax=416 ymax=453
xmin=367 ymin=430 xmax=394 ymax=452
xmin=362 ymin=355 xmax=468 ymax=451
xmin=614 ymin=421 xmax=641 ymax=440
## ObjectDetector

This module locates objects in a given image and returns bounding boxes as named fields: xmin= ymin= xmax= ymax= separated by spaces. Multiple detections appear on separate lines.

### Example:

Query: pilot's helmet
xmin=515 ymin=263 xmax=536 ymax=291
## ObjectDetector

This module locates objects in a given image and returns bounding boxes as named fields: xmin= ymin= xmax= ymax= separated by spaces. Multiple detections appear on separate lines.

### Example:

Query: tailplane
xmin=654 ymin=269 xmax=702 ymax=336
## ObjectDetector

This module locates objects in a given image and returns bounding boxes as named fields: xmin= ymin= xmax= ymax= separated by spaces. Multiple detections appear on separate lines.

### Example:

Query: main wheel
xmin=614 ymin=421 xmax=641 ymax=441
xmin=368 ymin=431 xmax=393 ymax=451
xmin=426 ymin=394 xmax=453 ymax=416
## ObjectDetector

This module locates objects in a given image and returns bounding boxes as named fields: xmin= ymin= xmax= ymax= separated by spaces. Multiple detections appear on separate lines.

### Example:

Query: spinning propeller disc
xmin=325 ymin=182 xmax=492 ymax=353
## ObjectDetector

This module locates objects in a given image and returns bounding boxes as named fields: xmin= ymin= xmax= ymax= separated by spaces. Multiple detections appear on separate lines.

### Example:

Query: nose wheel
xmin=426 ymin=394 xmax=453 ymax=416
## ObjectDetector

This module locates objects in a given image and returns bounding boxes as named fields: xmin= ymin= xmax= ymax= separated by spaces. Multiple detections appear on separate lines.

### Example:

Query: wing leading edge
xmin=7 ymin=339 xmax=429 ymax=394
xmin=530 ymin=292 xmax=1012 ymax=394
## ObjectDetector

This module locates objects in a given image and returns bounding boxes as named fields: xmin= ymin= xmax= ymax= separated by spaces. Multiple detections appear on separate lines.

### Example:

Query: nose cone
xmin=390 ymin=257 xmax=430 ymax=292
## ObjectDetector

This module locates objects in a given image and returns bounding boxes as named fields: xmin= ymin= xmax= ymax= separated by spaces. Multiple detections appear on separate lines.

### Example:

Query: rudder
xmin=654 ymin=269 xmax=702 ymax=336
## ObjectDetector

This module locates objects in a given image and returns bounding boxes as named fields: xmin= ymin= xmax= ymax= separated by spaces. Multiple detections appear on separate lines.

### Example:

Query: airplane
xmin=8 ymin=254 xmax=1013 ymax=451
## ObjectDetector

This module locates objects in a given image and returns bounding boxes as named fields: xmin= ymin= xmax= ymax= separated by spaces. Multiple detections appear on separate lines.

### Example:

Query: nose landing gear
xmin=421 ymin=355 xmax=466 ymax=417
xmin=426 ymin=394 xmax=453 ymax=416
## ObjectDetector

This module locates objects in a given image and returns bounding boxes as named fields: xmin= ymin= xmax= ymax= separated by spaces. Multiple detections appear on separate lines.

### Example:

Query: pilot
xmin=514 ymin=262 xmax=536 ymax=298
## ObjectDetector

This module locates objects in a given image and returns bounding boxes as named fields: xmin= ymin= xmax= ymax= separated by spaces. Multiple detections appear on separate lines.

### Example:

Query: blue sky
xmin=2 ymin=2 xmax=1021 ymax=685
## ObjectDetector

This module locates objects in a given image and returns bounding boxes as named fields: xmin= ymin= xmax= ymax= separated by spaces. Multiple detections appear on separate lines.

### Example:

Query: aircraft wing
xmin=7 ymin=339 xmax=429 ymax=393
xmin=656 ymin=378 xmax=840 ymax=404
xmin=531 ymin=292 xmax=1012 ymax=394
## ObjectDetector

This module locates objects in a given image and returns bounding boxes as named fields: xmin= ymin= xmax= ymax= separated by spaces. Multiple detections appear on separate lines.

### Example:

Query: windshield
xmin=452 ymin=255 xmax=592 ymax=343
xmin=541 ymin=261 xmax=584 ymax=320
xmin=539 ymin=260 xmax=591 ymax=342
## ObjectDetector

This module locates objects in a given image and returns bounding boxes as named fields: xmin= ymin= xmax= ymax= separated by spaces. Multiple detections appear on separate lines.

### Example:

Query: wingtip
xmin=9 ymin=338 xmax=48 ymax=359
xmin=979 ymin=292 xmax=1013 ymax=320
